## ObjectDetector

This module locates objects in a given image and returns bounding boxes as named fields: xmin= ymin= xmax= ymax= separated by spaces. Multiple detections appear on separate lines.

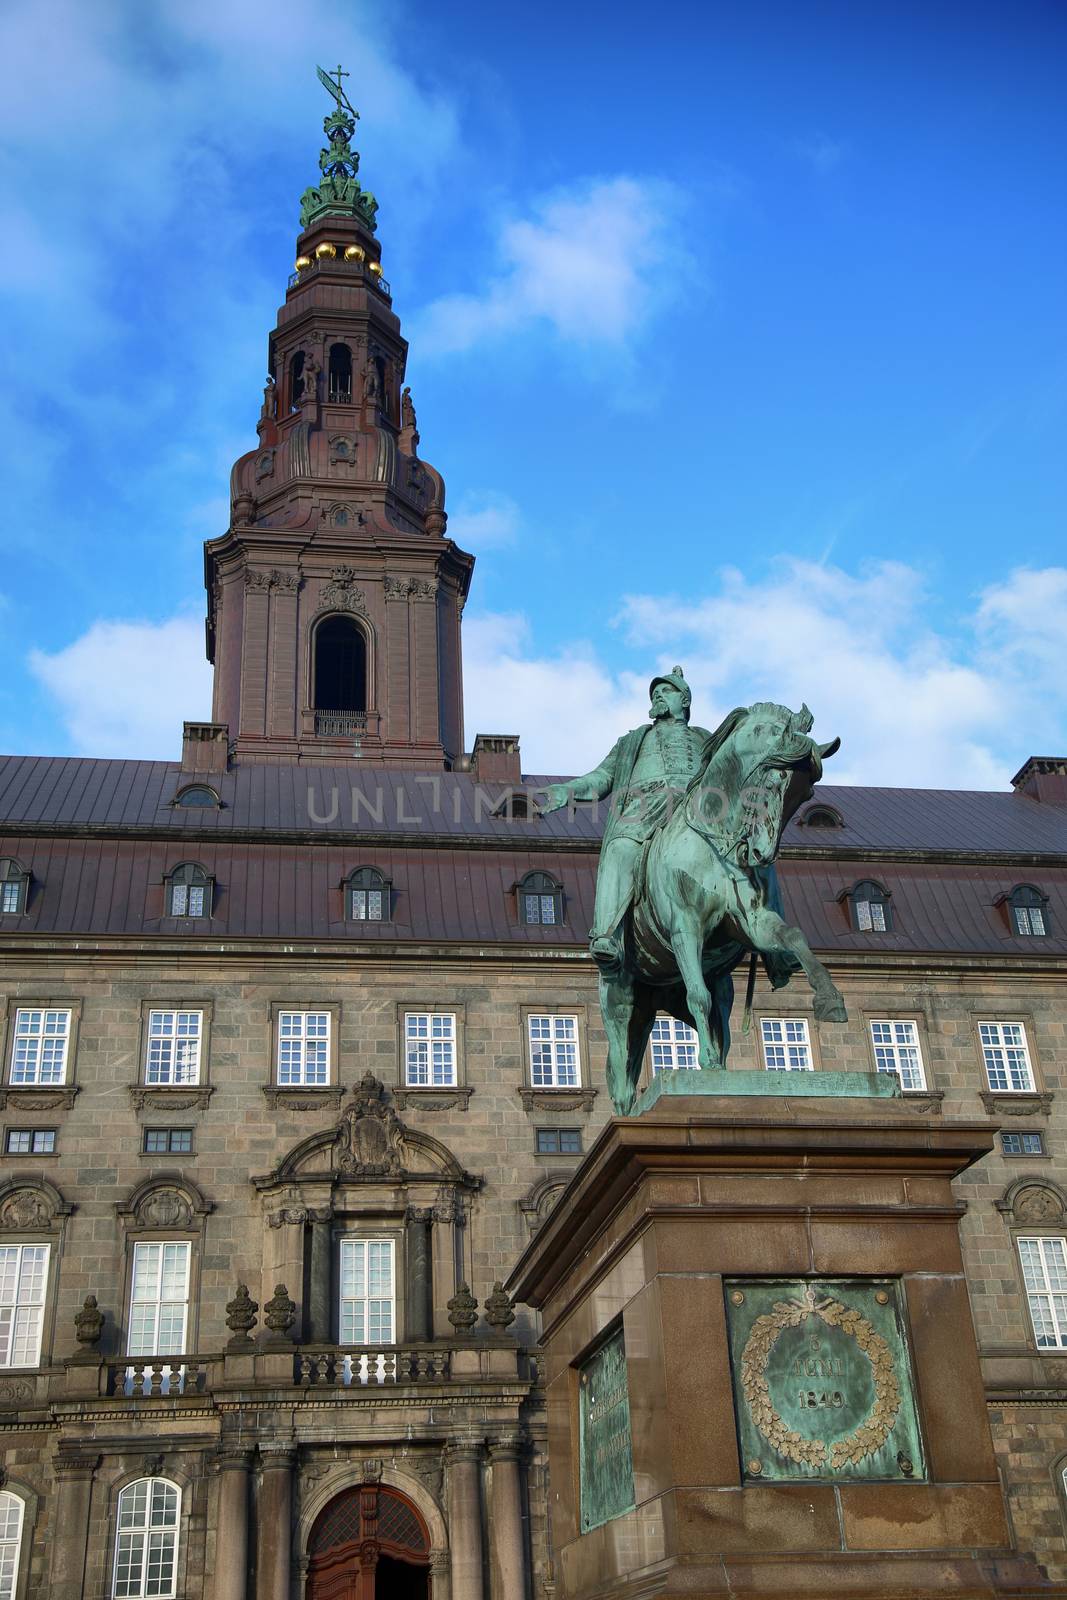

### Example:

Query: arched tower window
xmin=314 ymin=617 xmax=367 ymax=713
xmin=288 ymin=351 xmax=305 ymax=412
xmin=328 ymin=343 xmax=353 ymax=404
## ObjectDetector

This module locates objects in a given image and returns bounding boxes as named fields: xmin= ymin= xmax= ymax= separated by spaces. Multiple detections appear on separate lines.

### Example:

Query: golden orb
xmin=315 ymin=241 xmax=337 ymax=259
xmin=367 ymin=259 xmax=382 ymax=276
xmin=294 ymin=255 xmax=312 ymax=271
xmin=344 ymin=244 xmax=365 ymax=262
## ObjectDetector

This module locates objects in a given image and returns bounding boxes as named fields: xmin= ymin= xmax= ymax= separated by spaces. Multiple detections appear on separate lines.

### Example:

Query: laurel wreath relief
xmin=739 ymin=1285 xmax=901 ymax=1470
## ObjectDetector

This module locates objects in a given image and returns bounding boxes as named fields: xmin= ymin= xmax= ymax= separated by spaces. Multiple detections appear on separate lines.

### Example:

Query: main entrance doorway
xmin=306 ymin=1484 xmax=432 ymax=1600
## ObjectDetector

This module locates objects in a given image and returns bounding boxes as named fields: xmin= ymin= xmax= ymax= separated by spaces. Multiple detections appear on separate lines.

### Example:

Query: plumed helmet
xmin=649 ymin=665 xmax=691 ymax=703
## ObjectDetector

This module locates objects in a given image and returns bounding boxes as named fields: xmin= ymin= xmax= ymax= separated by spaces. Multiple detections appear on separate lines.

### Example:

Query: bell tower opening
xmin=314 ymin=615 xmax=367 ymax=713
xmin=328 ymin=342 xmax=353 ymax=403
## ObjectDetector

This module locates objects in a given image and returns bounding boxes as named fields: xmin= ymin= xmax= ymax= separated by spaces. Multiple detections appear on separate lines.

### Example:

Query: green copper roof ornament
xmin=299 ymin=63 xmax=379 ymax=233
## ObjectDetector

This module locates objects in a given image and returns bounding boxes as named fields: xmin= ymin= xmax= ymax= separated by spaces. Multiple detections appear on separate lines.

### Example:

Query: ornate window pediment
xmin=116 ymin=1175 xmax=213 ymax=1233
xmin=0 ymin=1177 xmax=71 ymax=1233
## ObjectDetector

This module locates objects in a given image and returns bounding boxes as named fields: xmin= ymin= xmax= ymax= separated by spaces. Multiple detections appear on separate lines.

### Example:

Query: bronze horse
xmin=600 ymin=701 xmax=846 ymax=1113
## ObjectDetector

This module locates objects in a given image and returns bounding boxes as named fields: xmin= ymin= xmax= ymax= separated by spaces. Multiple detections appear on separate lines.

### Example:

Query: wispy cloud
xmin=447 ymin=490 xmax=521 ymax=550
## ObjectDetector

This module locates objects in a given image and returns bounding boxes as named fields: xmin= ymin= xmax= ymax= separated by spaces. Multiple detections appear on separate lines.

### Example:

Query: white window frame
xmin=1013 ymin=904 xmax=1046 ymax=936
xmin=760 ymin=1017 xmax=813 ymax=1071
xmin=0 ymin=1491 xmax=25 ymax=1600
xmin=112 ymin=1478 xmax=181 ymax=1600
xmin=350 ymin=885 xmax=384 ymax=921
xmin=856 ymin=897 xmax=887 ymax=932
xmin=528 ymin=1014 xmax=580 ymax=1088
xmin=9 ymin=1008 xmax=70 ymax=1086
xmin=980 ymin=1021 xmax=1035 ymax=1093
xmin=127 ymin=1242 xmax=190 ymax=1359
xmin=144 ymin=1011 xmax=202 ymax=1087
xmin=0 ymin=882 xmax=22 ymax=916
xmin=869 ymin=1019 xmax=926 ymax=1091
xmin=339 ymin=1238 xmax=396 ymax=1383
xmin=0 ymin=1244 xmax=49 ymax=1368
xmin=523 ymin=891 xmax=558 ymax=925
xmin=276 ymin=1011 xmax=330 ymax=1086
xmin=650 ymin=1017 xmax=698 ymax=1072
xmin=404 ymin=1012 xmax=456 ymax=1086
xmin=1018 ymin=1235 xmax=1067 ymax=1349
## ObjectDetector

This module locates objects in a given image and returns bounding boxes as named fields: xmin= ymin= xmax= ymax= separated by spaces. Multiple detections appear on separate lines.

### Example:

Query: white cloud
xmin=29 ymin=615 xmax=213 ymax=759
xmin=447 ymin=491 xmax=521 ymax=550
xmin=464 ymin=561 xmax=1067 ymax=788
xmin=414 ymin=177 xmax=687 ymax=356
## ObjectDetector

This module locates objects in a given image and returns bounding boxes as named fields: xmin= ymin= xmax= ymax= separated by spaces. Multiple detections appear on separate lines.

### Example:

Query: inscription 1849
xmin=578 ymin=1324 xmax=635 ymax=1532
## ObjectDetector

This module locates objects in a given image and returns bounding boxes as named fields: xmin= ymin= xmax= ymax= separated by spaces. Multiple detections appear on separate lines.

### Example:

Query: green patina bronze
xmin=299 ymin=64 xmax=379 ymax=233
xmin=578 ymin=1324 xmax=635 ymax=1533
xmin=542 ymin=670 xmax=851 ymax=1114
xmin=724 ymin=1278 xmax=926 ymax=1482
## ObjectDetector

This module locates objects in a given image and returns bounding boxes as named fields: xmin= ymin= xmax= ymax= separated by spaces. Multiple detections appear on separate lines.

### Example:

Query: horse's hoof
xmin=814 ymin=995 xmax=847 ymax=1023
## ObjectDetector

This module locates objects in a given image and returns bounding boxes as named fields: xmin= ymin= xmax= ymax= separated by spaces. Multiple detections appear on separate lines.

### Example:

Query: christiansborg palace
xmin=2 ymin=77 xmax=1067 ymax=1600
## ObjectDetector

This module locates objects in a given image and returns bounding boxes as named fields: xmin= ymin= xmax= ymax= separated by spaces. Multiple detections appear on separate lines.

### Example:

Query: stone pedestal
xmin=507 ymin=1096 xmax=1067 ymax=1600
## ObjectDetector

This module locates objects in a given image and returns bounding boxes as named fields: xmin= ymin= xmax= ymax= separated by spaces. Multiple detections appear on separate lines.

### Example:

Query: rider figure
xmin=541 ymin=667 xmax=713 ymax=967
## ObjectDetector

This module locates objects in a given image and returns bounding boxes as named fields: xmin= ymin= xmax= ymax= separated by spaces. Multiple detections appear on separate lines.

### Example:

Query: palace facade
xmin=2 ymin=87 xmax=1067 ymax=1600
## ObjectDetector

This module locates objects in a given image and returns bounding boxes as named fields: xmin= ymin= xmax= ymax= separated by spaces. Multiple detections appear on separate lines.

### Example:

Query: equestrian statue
xmin=540 ymin=668 xmax=847 ymax=1114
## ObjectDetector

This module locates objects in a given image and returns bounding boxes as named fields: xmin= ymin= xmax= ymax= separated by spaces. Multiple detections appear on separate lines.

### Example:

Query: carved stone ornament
xmin=267 ymin=1205 xmax=333 ymax=1229
xmin=408 ymin=578 xmax=437 ymax=601
xmin=333 ymin=1073 xmax=404 ymax=1177
xmin=0 ymin=1188 xmax=53 ymax=1230
xmin=226 ymin=1284 xmax=259 ymax=1344
xmin=328 ymin=434 xmax=357 ymax=466
xmin=383 ymin=576 xmax=410 ymax=601
xmin=447 ymin=1281 xmax=479 ymax=1333
xmin=320 ymin=565 xmax=368 ymax=613
xmin=981 ymin=1090 xmax=1054 ymax=1118
xmin=392 ymin=1087 xmax=474 ymax=1113
xmin=142 ymin=1454 xmax=165 ymax=1478
xmin=244 ymin=567 xmax=276 ymax=591
xmin=255 ymin=449 xmax=276 ymax=482
xmin=518 ymin=1087 xmax=597 ymax=1115
xmin=358 ymin=1457 xmax=384 ymax=1485
xmin=262 ymin=1086 xmax=346 ymax=1113
xmin=263 ymin=1283 xmax=297 ymax=1338
xmin=0 ymin=1087 xmax=79 ymax=1111
xmin=998 ymin=1182 xmax=1067 ymax=1225
xmin=129 ymin=1087 xmax=214 ymax=1111
xmin=74 ymin=1294 xmax=104 ymax=1347
xmin=272 ymin=568 xmax=301 ymax=592
xmin=0 ymin=1380 xmax=34 ymax=1405
xmin=484 ymin=1281 xmax=516 ymax=1332
xmin=136 ymin=1188 xmax=193 ymax=1229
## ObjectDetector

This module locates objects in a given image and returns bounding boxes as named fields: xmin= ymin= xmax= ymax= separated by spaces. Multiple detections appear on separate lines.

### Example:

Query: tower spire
xmin=300 ymin=63 xmax=379 ymax=233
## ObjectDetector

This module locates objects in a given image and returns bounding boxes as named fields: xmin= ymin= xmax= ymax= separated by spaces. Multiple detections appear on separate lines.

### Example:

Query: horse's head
xmin=728 ymin=701 xmax=840 ymax=867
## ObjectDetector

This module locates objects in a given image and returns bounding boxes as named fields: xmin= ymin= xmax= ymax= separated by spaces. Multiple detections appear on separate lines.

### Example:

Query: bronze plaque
xmin=724 ymin=1278 xmax=926 ymax=1481
xmin=578 ymin=1323 xmax=635 ymax=1532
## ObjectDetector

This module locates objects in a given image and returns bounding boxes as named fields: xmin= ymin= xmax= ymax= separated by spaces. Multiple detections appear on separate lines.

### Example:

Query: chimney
xmin=181 ymin=722 xmax=230 ymax=775
xmin=469 ymin=734 xmax=522 ymax=785
xmin=1011 ymin=757 xmax=1067 ymax=806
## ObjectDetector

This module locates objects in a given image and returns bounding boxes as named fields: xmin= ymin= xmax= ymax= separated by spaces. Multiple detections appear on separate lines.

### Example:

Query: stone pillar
xmin=446 ymin=1441 xmax=485 ymax=1600
xmin=256 ymin=1445 xmax=295 ymax=1600
xmin=240 ymin=574 xmax=272 ymax=736
xmin=406 ymin=1207 xmax=433 ymax=1342
xmin=214 ymin=1449 xmax=252 ymax=1600
xmin=268 ymin=573 xmax=300 ymax=739
xmin=488 ymin=1436 xmax=526 ymax=1600
xmin=47 ymin=1451 xmax=100 ymax=1600
xmin=307 ymin=1211 xmax=332 ymax=1343
xmin=430 ymin=1550 xmax=452 ymax=1600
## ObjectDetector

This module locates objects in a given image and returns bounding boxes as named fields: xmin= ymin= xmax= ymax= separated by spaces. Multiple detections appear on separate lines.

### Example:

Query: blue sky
xmin=1 ymin=0 xmax=1065 ymax=785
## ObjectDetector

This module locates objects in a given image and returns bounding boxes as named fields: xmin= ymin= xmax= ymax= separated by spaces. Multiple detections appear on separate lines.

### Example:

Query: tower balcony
xmin=312 ymin=709 xmax=379 ymax=740
xmin=288 ymin=252 xmax=391 ymax=299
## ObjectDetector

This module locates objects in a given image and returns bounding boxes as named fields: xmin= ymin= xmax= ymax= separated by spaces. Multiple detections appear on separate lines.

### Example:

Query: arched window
xmin=518 ymin=871 xmax=563 ymax=926
xmin=288 ymin=351 xmax=305 ymax=411
xmin=0 ymin=1491 xmax=24 ymax=1597
xmin=0 ymin=859 xmax=29 ymax=916
xmin=1007 ymin=885 xmax=1049 ymax=937
xmin=328 ymin=343 xmax=353 ymax=403
xmin=800 ymin=805 xmax=843 ymax=828
xmin=314 ymin=616 xmax=367 ymax=713
xmin=113 ymin=1478 xmax=181 ymax=1599
xmin=848 ymin=880 xmax=891 ymax=933
xmin=164 ymin=863 xmax=212 ymax=919
xmin=346 ymin=867 xmax=390 ymax=922
xmin=172 ymin=785 xmax=220 ymax=809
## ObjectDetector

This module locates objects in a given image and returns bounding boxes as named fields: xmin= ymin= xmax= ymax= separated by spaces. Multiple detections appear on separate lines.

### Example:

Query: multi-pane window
xmin=518 ymin=872 xmax=563 ymax=926
xmin=145 ymin=1012 xmax=202 ymax=1086
xmin=1018 ymin=1236 xmax=1067 ymax=1349
xmin=5 ymin=1129 xmax=56 ymax=1155
xmin=980 ymin=1021 xmax=1035 ymax=1093
xmin=9 ymin=1008 xmax=70 ymax=1086
xmin=0 ymin=1244 xmax=50 ymax=1367
xmin=339 ymin=1239 xmax=395 ymax=1344
xmin=276 ymin=1012 xmax=330 ymax=1085
xmin=404 ymin=1013 xmax=456 ymax=1086
xmin=166 ymin=864 xmax=210 ymax=918
xmin=760 ymin=1018 xmax=813 ymax=1071
xmin=536 ymin=1128 xmax=582 ymax=1154
xmin=1013 ymin=904 xmax=1046 ymax=936
xmin=869 ymin=1020 xmax=926 ymax=1091
xmin=128 ymin=1242 xmax=190 ymax=1359
xmin=1009 ymin=886 xmax=1048 ymax=937
xmin=1001 ymin=1132 xmax=1045 ymax=1157
xmin=0 ymin=1491 xmax=24 ymax=1600
xmin=143 ymin=1129 xmax=193 ymax=1155
xmin=528 ymin=1015 xmax=580 ymax=1088
xmin=650 ymin=1018 xmax=698 ymax=1071
xmin=850 ymin=881 xmax=890 ymax=932
xmin=113 ymin=1478 xmax=180 ymax=1600
xmin=348 ymin=868 xmax=387 ymax=922
xmin=0 ymin=861 xmax=28 ymax=917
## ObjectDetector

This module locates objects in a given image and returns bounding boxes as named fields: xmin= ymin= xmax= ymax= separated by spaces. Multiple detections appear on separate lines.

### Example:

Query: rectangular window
xmin=1002 ymin=1132 xmax=1046 ymax=1157
xmin=650 ymin=1018 xmax=698 ymax=1072
xmin=536 ymin=1128 xmax=582 ymax=1154
xmin=1018 ymin=1236 xmax=1067 ymax=1348
xmin=143 ymin=1129 xmax=193 ymax=1155
xmin=4 ymin=1129 xmax=56 ymax=1155
xmin=339 ymin=1239 xmax=395 ymax=1344
xmin=523 ymin=893 xmax=557 ymax=925
xmin=277 ymin=1011 xmax=331 ymax=1085
xmin=404 ymin=1013 xmax=457 ymax=1087
xmin=528 ymin=1015 xmax=580 ymax=1088
xmin=856 ymin=899 xmax=887 ymax=932
xmin=0 ymin=1243 xmax=50 ymax=1367
xmin=127 ymin=1241 xmax=190 ymax=1358
xmin=980 ymin=1021 xmax=1035 ymax=1093
xmin=145 ymin=1010 xmax=202 ymax=1086
xmin=351 ymin=887 xmax=383 ymax=920
xmin=1013 ymin=905 xmax=1046 ymax=936
xmin=760 ymin=1017 xmax=813 ymax=1071
xmin=170 ymin=882 xmax=206 ymax=917
xmin=869 ymin=1019 xmax=926 ymax=1091
xmin=9 ymin=1008 xmax=71 ymax=1086
xmin=0 ymin=882 xmax=22 ymax=915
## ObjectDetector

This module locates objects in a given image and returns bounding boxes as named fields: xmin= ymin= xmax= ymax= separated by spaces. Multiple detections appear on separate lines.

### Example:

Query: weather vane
xmin=317 ymin=63 xmax=357 ymax=120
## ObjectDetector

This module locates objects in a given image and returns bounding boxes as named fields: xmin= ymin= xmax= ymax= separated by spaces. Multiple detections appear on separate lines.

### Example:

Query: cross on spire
xmin=316 ymin=62 xmax=357 ymax=119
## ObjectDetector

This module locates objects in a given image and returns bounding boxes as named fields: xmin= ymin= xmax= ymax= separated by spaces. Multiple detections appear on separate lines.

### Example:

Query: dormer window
xmin=346 ymin=867 xmax=390 ymax=922
xmin=801 ymin=805 xmax=843 ymax=828
xmin=518 ymin=871 xmax=563 ymax=926
xmin=1007 ymin=885 xmax=1049 ymax=937
xmin=848 ymin=880 xmax=891 ymax=933
xmin=0 ymin=860 xmax=29 ymax=916
xmin=165 ymin=863 xmax=212 ymax=919
xmin=173 ymin=785 xmax=220 ymax=809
